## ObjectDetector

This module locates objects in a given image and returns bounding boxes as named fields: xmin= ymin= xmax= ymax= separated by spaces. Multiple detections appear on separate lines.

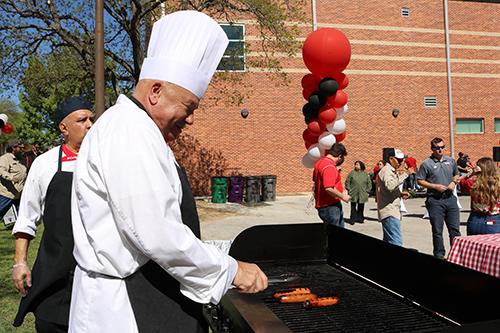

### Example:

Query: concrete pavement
xmin=200 ymin=194 xmax=471 ymax=257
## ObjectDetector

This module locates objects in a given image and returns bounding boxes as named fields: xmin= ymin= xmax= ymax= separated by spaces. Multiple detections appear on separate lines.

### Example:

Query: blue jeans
xmin=318 ymin=202 xmax=344 ymax=228
xmin=425 ymin=195 xmax=461 ymax=258
xmin=0 ymin=195 xmax=14 ymax=219
xmin=381 ymin=216 xmax=402 ymax=246
xmin=467 ymin=212 xmax=500 ymax=235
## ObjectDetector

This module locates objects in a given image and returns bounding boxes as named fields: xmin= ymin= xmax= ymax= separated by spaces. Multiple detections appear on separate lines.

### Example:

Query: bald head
xmin=132 ymin=80 xmax=199 ymax=142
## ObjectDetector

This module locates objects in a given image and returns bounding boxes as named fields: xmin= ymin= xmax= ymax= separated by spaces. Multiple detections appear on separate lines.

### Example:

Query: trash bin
xmin=211 ymin=176 xmax=228 ymax=203
xmin=261 ymin=175 xmax=277 ymax=201
xmin=228 ymin=176 xmax=245 ymax=203
xmin=245 ymin=176 xmax=261 ymax=205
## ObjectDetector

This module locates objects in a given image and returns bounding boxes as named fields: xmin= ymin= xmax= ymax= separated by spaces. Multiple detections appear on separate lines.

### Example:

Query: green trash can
xmin=211 ymin=176 xmax=228 ymax=203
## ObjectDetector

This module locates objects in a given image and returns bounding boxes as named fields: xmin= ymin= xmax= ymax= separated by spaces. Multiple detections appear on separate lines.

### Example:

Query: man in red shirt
xmin=404 ymin=155 xmax=418 ymax=190
xmin=313 ymin=143 xmax=351 ymax=227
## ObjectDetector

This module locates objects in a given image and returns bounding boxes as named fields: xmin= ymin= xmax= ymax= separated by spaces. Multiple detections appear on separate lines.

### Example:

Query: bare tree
xmin=0 ymin=0 xmax=305 ymax=98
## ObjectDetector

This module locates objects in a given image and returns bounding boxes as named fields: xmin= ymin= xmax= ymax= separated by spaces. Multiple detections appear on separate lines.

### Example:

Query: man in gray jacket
xmin=376 ymin=148 xmax=413 ymax=246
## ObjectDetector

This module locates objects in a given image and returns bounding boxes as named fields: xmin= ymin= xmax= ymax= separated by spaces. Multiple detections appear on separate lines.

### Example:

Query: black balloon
xmin=308 ymin=91 xmax=327 ymax=109
xmin=304 ymin=115 xmax=312 ymax=124
xmin=319 ymin=78 xmax=339 ymax=96
xmin=302 ymin=103 xmax=310 ymax=116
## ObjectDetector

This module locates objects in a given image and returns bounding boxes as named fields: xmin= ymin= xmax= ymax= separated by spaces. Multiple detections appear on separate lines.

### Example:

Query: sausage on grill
xmin=279 ymin=293 xmax=318 ymax=303
xmin=303 ymin=296 xmax=339 ymax=308
xmin=273 ymin=288 xmax=311 ymax=299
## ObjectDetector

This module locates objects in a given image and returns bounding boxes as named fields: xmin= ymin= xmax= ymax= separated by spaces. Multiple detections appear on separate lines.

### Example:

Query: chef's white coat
xmin=12 ymin=146 xmax=76 ymax=237
xmin=69 ymin=95 xmax=238 ymax=332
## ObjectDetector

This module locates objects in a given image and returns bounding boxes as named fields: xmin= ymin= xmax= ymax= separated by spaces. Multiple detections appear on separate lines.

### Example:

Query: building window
xmin=495 ymin=118 xmax=500 ymax=133
xmin=456 ymin=118 xmax=484 ymax=134
xmin=401 ymin=7 xmax=410 ymax=17
xmin=217 ymin=24 xmax=245 ymax=71
xmin=424 ymin=96 xmax=437 ymax=108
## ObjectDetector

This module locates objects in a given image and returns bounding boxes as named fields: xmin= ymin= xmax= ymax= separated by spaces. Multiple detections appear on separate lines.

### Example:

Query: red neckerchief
xmin=61 ymin=144 xmax=78 ymax=162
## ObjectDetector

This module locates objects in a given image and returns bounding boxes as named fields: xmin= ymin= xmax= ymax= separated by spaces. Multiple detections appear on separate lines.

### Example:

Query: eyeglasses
xmin=432 ymin=145 xmax=445 ymax=150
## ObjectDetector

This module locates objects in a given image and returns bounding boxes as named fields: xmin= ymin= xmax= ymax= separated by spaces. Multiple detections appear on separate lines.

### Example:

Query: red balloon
xmin=304 ymin=138 xmax=316 ymax=149
xmin=302 ymin=88 xmax=313 ymax=101
xmin=318 ymin=106 xmax=337 ymax=124
xmin=335 ymin=130 xmax=347 ymax=142
xmin=302 ymin=28 xmax=351 ymax=78
xmin=327 ymin=90 xmax=348 ymax=109
xmin=302 ymin=128 xmax=319 ymax=142
xmin=301 ymin=73 xmax=321 ymax=91
xmin=2 ymin=122 xmax=13 ymax=134
xmin=333 ymin=73 xmax=349 ymax=89
xmin=307 ymin=118 xmax=326 ymax=136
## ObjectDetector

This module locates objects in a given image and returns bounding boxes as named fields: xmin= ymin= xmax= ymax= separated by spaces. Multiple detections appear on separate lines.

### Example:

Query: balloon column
xmin=300 ymin=28 xmax=351 ymax=168
xmin=0 ymin=114 xmax=13 ymax=134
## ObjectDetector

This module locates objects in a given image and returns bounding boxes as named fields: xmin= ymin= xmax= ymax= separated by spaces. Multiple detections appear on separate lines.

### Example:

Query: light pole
xmin=95 ymin=0 xmax=105 ymax=118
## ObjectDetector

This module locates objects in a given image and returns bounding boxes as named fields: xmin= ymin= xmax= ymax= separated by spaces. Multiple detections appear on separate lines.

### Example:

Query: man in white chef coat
xmin=69 ymin=10 xmax=267 ymax=332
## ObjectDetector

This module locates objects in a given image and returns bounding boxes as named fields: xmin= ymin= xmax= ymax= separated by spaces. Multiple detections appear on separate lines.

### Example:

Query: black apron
xmin=14 ymin=146 xmax=76 ymax=327
xmin=125 ymin=165 xmax=207 ymax=333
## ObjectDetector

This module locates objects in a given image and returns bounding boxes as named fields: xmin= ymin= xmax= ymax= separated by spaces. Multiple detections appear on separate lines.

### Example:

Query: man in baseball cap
xmin=376 ymin=148 xmax=414 ymax=246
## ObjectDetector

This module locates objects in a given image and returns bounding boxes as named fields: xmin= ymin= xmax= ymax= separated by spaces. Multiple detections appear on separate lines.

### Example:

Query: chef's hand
xmin=12 ymin=262 xmax=31 ymax=296
xmin=233 ymin=261 xmax=268 ymax=293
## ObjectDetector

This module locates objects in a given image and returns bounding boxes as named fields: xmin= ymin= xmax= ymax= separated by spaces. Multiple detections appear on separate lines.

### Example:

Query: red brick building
xmin=188 ymin=0 xmax=500 ymax=193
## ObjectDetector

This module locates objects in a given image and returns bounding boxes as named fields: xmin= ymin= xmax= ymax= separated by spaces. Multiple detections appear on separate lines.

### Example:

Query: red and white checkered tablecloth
xmin=448 ymin=234 xmax=500 ymax=278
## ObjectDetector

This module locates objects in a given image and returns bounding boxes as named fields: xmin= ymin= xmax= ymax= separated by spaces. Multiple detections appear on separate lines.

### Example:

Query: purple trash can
xmin=228 ymin=176 xmax=245 ymax=203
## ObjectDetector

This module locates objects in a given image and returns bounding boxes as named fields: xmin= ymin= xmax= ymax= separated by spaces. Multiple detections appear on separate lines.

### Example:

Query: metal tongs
xmin=267 ymin=274 xmax=301 ymax=284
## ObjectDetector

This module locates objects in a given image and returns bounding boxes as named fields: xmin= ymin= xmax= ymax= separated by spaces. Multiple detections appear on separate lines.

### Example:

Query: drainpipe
xmin=443 ymin=0 xmax=455 ymax=158
xmin=311 ymin=0 xmax=317 ymax=31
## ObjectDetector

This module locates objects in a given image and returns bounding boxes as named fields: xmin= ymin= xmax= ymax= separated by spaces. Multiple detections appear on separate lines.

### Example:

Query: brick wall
xmin=186 ymin=0 xmax=500 ymax=193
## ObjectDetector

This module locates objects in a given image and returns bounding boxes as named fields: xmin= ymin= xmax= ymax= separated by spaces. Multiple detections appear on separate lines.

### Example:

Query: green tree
xmin=16 ymin=47 xmax=102 ymax=146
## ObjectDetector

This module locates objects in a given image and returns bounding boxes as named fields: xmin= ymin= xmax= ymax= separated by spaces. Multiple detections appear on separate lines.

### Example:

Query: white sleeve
xmin=98 ymin=118 xmax=237 ymax=304
xmin=12 ymin=158 xmax=45 ymax=237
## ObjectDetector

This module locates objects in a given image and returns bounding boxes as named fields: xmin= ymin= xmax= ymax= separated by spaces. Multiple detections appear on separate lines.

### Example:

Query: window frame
xmin=456 ymin=118 xmax=484 ymax=135
xmin=217 ymin=23 xmax=245 ymax=72
xmin=495 ymin=118 xmax=500 ymax=133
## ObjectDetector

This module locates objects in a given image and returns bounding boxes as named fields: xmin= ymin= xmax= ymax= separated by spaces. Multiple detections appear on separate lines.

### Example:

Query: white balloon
xmin=326 ymin=119 xmax=346 ymax=135
xmin=0 ymin=114 xmax=8 ymax=124
xmin=335 ymin=104 xmax=348 ymax=120
xmin=307 ymin=143 xmax=323 ymax=160
xmin=318 ymin=132 xmax=336 ymax=150
xmin=302 ymin=153 xmax=316 ymax=168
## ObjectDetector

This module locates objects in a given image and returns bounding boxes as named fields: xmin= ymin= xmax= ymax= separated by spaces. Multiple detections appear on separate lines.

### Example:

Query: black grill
xmin=260 ymin=262 xmax=451 ymax=333
xmin=205 ymin=223 xmax=500 ymax=332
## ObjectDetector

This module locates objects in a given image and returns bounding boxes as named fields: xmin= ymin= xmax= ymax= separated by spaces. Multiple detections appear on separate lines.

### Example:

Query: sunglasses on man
xmin=432 ymin=145 xmax=445 ymax=151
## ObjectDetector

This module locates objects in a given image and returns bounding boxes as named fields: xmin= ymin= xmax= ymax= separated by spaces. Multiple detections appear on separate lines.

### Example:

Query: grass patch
xmin=0 ymin=224 xmax=42 ymax=332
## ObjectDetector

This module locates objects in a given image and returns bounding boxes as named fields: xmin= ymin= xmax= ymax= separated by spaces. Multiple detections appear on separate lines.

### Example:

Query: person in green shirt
xmin=345 ymin=160 xmax=372 ymax=224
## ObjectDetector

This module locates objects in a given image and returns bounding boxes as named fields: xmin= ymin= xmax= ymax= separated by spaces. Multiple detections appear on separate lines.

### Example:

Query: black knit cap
xmin=56 ymin=96 xmax=92 ymax=124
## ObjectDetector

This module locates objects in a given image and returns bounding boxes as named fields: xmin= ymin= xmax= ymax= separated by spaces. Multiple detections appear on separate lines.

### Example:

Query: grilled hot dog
xmin=279 ymin=293 xmax=318 ymax=303
xmin=273 ymin=288 xmax=311 ymax=299
xmin=303 ymin=296 xmax=339 ymax=308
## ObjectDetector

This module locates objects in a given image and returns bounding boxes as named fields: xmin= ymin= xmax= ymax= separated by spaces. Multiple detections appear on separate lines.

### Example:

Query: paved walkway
xmin=200 ymin=195 xmax=471 ymax=257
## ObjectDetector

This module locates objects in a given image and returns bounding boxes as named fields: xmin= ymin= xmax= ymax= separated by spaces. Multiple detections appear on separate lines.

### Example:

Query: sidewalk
xmin=199 ymin=195 xmax=471 ymax=257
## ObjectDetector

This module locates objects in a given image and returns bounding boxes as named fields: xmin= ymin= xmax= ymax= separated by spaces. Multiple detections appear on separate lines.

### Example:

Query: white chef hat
xmin=139 ymin=10 xmax=229 ymax=99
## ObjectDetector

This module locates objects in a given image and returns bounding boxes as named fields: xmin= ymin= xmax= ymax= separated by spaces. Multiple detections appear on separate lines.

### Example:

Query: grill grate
xmin=260 ymin=263 xmax=453 ymax=333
